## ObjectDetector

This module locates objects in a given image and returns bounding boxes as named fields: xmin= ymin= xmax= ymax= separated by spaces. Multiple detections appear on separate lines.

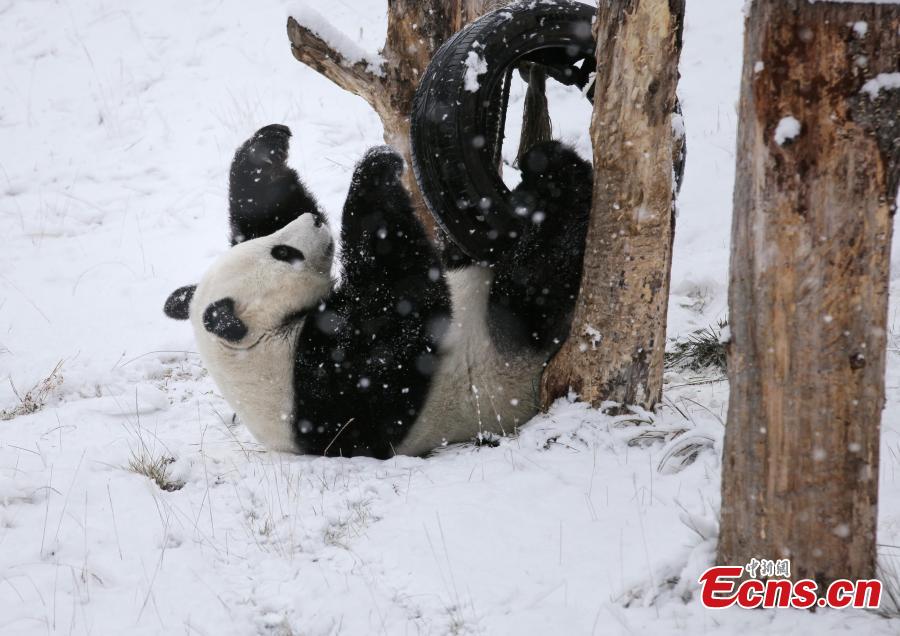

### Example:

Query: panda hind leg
xmin=488 ymin=141 xmax=593 ymax=352
xmin=290 ymin=146 xmax=451 ymax=459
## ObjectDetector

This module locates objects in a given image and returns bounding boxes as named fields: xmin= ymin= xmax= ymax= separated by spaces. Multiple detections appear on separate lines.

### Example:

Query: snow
xmin=464 ymin=44 xmax=488 ymax=93
xmin=774 ymin=116 xmax=802 ymax=146
xmin=583 ymin=324 xmax=603 ymax=349
xmin=289 ymin=3 xmax=386 ymax=76
xmin=2 ymin=0 xmax=900 ymax=634
xmin=671 ymin=112 xmax=686 ymax=140
xmin=862 ymin=72 xmax=900 ymax=98
xmin=719 ymin=325 xmax=732 ymax=344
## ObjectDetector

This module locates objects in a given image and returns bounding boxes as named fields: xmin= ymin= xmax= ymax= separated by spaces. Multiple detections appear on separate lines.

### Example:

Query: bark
xmin=540 ymin=0 xmax=685 ymax=411
xmin=287 ymin=0 xmax=511 ymax=236
xmin=718 ymin=0 xmax=900 ymax=585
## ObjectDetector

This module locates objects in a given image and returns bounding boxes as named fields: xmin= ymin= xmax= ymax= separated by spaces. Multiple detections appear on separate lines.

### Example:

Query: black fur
xmin=228 ymin=124 xmax=324 ymax=245
xmin=271 ymin=244 xmax=305 ymax=265
xmin=202 ymin=298 xmax=248 ymax=343
xmin=289 ymin=147 xmax=452 ymax=458
xmin=486 ymin=142 xmax=592 ymax=352
xmin=164 ymin=285 xmax=196 ymax=320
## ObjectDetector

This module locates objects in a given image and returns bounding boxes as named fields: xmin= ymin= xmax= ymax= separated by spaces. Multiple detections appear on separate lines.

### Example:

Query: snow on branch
xmin=286 ymin=5 xmax=385 ymax=101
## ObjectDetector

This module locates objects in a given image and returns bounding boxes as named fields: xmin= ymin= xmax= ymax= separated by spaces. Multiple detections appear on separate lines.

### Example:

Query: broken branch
xmin=286 ymin=16 xmax=381 ymax=104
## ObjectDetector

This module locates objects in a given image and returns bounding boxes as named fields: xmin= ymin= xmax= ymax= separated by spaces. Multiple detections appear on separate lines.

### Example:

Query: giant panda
xmin=165 ymin=124 xmax=592 ymax=458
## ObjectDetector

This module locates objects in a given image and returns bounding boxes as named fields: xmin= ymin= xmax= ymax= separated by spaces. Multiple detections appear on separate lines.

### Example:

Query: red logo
xmin=699 ymin=560 xmax=881 ymax=609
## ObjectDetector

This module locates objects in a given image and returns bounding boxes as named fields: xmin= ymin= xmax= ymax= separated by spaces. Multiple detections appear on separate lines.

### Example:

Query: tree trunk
xmin=718 ymin=0 xmax=900 ymax=586
xmin=287 ymin=0 xmax=510 ymax=236
xmin=540 ymin=0 xmax=685 ymax=412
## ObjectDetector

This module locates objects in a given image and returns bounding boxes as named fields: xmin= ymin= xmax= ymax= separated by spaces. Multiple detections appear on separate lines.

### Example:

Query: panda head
xmin=164 ymin=212 xmax=334 ymax=351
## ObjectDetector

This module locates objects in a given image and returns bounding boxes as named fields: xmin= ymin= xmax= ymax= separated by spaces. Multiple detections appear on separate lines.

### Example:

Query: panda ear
xmin=164 ymin=285 xmax=197 ymax=320
xmin=202 ymin=298 xmax=248 ymax=343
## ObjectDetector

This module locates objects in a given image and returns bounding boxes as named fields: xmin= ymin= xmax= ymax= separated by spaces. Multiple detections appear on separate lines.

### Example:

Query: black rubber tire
xmin=411 ymin=1 xmax=596 ymax=261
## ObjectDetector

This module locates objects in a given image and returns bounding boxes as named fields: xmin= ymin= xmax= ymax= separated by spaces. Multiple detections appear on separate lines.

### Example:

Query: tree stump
xmin=718 ymin=0 xmax=900 ymax=586
xmin=287 ymin=1 xmax=509 ymax=235
xmin=540 ymin=0 xmax=685 ymax=411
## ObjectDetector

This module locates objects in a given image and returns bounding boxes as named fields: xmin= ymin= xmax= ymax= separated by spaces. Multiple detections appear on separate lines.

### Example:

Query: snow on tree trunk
xmin=287 ymin=0 xmax=509 ymax=236
xmin=540 ymin=0 xmax=685 ymax=412
xmin=718 ymin=0 xmax=900 ymax=585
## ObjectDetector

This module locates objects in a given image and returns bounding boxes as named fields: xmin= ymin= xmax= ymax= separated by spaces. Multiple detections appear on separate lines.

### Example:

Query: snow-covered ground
xmin=1 ymin=0 xmax=899 ymax=634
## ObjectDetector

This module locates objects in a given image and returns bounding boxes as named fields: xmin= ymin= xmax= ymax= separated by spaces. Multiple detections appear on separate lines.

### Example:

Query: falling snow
xmin=2 ymin=0 xmax=900 ymax=634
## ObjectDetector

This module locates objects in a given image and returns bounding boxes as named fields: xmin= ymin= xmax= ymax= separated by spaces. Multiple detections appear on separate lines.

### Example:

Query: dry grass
xmin=656 ymin=433 xmax=716 ymax=475
xmin=127 ymin=450 xmax=184 ymax=492
xmin=665 ymin=321 xmax=728 ymax=372
xmin=1 ymin=361 xmax=64 ymax=420
xmin=324 ymin=499 xmax=375 ymax=548
xmin=878 ymin=553 xmax=900 ymax=618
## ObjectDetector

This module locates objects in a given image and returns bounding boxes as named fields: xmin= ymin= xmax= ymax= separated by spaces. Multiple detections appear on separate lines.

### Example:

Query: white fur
xmin=189 ymin=214 xmax=333 ymax=452
xmin=397 ymin=266 xmax=544 ymax=456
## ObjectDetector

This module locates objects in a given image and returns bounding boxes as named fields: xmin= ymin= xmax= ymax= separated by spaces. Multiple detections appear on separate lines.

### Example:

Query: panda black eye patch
xmin=271 ymin=245 xmax=305 ymax=265
xmin=306 ymin=210 xmax=325 ymax=228
xmin=203 ymin=298 xmax=248 ymax=343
